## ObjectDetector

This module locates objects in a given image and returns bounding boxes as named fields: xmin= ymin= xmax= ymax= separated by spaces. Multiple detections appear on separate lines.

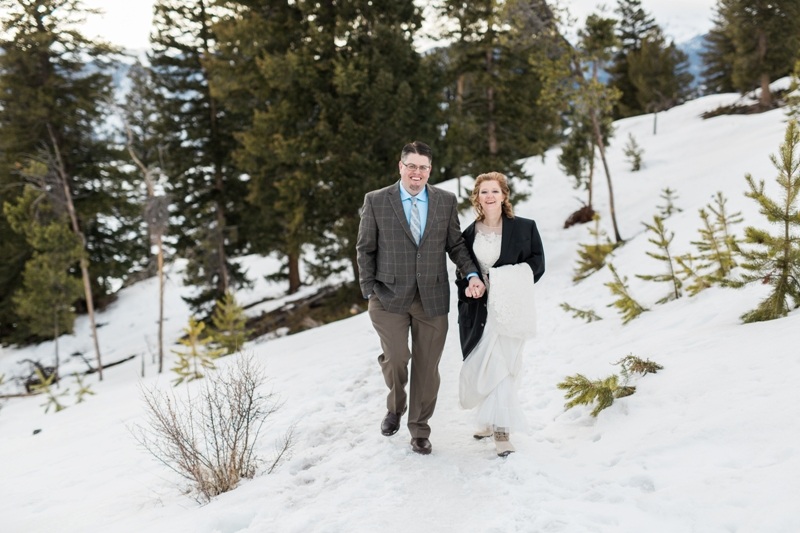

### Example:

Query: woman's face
xmin=478 ymin=180 xmax=505 ymax=214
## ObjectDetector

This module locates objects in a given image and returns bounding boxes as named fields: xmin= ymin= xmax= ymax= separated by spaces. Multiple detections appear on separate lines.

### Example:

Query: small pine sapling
xmin=623 ymin=133 xmax=644 ymax=171
xmin=171 ymin=317 xmax=225 ymax=386
xmin=573 ymin=213 xmax=617 ymax=282
xmin=675 ymin=254 xmax=714 ymax=296
xmin=637 ymin=215 xmax=682 ymax=304
xmin=209 ymin=291 xmax=249 ymax=355
xmin=73 ymin=373 xmax=95 ymax=403
xmin=560 ymin=302 xmax=603 ymax=322
xmin=615 ymin=354 xmax=663 ymax=377
xmin=30 ymin=367 xmax=68 ymax=413
xmin=706 ymin=191 xmax=742 ymax=276
xmin=731 ymin=120 xmax=800 ymax=322
xmin=557 ymin=374 xmax=636 ymax=417
xmin=606 ymin=263 xmax=648 ymax=323
xmin=657 ymin=187 xmax=682 ymax=218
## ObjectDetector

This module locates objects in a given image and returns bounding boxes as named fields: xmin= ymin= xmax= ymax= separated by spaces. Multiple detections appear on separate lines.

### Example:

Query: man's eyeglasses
xmin=401 ymin=161 xmax=431 ymax=173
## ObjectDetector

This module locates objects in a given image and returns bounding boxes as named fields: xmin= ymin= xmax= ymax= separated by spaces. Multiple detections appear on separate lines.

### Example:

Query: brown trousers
xmin=368 ymin=291 xmax=449 ymax=439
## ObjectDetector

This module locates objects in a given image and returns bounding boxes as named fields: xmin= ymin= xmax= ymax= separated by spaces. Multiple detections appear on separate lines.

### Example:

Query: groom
xmin=356 ymin=140 xmax=484 ymax=455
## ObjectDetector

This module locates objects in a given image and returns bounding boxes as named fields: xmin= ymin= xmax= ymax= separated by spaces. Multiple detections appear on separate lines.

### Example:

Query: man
xmin=356 ymin=140 xmax=485 ymax=455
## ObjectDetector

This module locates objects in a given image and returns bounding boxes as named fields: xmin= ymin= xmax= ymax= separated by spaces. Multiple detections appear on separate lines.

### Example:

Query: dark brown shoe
xmin=380 ymin=406 xmax=406 ymax=436
xmin=410 ymin=437 xmax=432 ymax=455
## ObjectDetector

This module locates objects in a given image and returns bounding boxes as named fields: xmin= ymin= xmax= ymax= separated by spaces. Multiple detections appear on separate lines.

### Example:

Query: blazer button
xmin=417 ymin=273 xmax=420 ymax=277
xmin=417 ymin=253 xmax=421 ymax=258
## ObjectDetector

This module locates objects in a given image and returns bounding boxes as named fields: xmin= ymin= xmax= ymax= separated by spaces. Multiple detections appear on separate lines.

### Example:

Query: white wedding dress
xmin=459 ymin=222 xmax=529 ymax=432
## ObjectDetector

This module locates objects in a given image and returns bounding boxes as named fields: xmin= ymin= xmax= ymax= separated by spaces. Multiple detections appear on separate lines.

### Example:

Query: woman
xmin=455 ymin=172 xmax=545 ymax=457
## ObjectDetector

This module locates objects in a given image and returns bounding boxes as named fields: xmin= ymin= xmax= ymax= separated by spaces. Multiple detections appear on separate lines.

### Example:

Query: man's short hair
xmin=401 ymin=141 xmax=432 ymax=162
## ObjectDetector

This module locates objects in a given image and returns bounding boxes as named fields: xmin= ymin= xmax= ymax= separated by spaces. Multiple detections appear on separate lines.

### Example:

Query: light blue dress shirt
xmin=399 ymin=183 xmax=428 ymax=238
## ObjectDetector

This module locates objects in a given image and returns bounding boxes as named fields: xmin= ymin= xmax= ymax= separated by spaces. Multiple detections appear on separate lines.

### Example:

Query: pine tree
xmin=712 ymin=0 xmax=800 ymax=108
xmin=573 ymin=213 xmax=617 ymax=282
xmin=608 ymin=0 xmax=659 ymax=118
xmin=438 ymin=0 xmax=563 ymax=184
xmin=623 ymin=133 xmax=644 ymax=171
xmin=693 ymin=193 xmax=741 ymax=280
xmin=0 ymin=0 xmax=135 ymax=347
xmin=636 ymin=215 xmax=682 ymax=304
xmin=701 ymin=5 xmax=736 ymax=95
xmin=731 ymin=120 xmax=800 ymax=322
xmin=209 ymin=291 xmax=249 ymax=355
xmin=606 ymin=263 xmax=648 ymax=323
xmin=30 ymin=367 xmax=69 ymax=414
xmin=657 ymin=187 xmax=682 ymax=218
xmin=148 ymin=0 xmax=251 ymax=314
xmin=627 ymin=31 xmax=694 ymax=132
xmin=171 ymin=317 xmax=224 ymax=385
xmin=556 ymin=13 xmax=617 ymax=212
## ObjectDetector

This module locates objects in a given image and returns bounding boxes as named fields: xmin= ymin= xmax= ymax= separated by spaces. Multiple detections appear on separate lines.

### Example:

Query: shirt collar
xmin=399 ymin=182 xmax=428 ymax=203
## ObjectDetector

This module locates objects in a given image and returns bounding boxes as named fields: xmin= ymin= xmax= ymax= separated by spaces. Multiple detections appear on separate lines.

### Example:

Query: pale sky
xmin=80 ymin=0 xmax=716 ymax=51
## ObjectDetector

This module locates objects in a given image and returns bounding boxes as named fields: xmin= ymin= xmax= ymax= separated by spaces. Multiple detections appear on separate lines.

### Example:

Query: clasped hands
xmin=466 ymin=277 xmax=486 ymax=299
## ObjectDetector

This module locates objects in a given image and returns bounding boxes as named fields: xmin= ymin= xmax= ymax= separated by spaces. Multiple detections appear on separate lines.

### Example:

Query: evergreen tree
xmin=573 ymin=213 xmax=617 ymax=282
xmin=0 ymin=0 xmax=135 ymax=345
xmin=171 ymin=317 xmax=224 ymax=385
xmin=209 ymin=291 xmax=249 ymax=355
xmin=657 ymin=187 xmax=682 ymax=218
xmin=623 ymin=133 xmax=644 ymax=171
xmin=148 ymin=0 xmax=251 ymax=314
xmin=712 ymin=0 xmax=800 ymax=108
xmin=541 ymin=12 xmax=623 ymax=242
xmin=557 ymin=13 xmax=617 ymax=211
xmin=216 ymin=1 xmax=440 ymax=289
xmin=627 ymin=31 xmax=693 ymax=132
xmin=605 ymin=263 xmax=648 ymax=323
xmin=700 ymin=5 xmax=736 ymax=95
xmin=438 ymin=0 xmax=563 ymax=183
xmin=4 ymin=185 xmax=84 ymax=339
xmin=608 ymin=0 xmax=659 ymax=118
xmin=636 ymin=215 xmax=682 ymax=304
xmin=731 ymin=120 xmax=800 ymax=322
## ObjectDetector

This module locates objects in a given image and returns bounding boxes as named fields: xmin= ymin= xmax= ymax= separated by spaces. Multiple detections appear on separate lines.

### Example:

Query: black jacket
xmin=455 ymin=214 xmax=545 ymax=359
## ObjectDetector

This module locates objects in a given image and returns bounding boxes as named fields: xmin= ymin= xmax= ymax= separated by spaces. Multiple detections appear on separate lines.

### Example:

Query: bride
xmin=455 ymin=172 xmax=545 ymax=457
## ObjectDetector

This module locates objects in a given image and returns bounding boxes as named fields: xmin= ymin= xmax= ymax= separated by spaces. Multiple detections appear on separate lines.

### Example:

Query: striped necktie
xmin=410 ymin=197 xmax=421 ymax=244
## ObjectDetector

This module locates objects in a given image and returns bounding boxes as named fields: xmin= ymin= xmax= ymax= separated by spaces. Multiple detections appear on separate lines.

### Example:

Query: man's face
xmin=398 ymin=153 xmax=432 ymax=195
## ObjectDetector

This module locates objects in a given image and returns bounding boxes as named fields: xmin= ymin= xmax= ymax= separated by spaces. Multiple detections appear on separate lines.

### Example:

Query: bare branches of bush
xmin=133 ymin=355 xmax=293 ymax=502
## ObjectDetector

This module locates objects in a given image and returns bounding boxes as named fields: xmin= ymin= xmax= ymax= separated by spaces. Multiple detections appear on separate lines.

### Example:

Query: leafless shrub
xmin=133 ymin=355 xmax=292 ymax=502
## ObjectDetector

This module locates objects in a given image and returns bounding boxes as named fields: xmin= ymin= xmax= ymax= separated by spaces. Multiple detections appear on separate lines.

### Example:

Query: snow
xmin=1 ymin=87 xmax=799 ymax=533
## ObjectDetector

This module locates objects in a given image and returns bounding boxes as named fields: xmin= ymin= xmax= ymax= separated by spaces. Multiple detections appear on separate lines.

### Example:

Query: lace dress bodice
xmin=473 ymin=221 xmax=502 ymax=283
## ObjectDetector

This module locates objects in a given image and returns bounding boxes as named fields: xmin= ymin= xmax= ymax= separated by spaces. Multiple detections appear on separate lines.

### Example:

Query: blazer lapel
xmin=494 ymin=215 xmax=513 ymax=267
xmin=419 ymin=185 xmax=439 ymax=246
xmin=389 ymin=181 xmax=416 ymax=244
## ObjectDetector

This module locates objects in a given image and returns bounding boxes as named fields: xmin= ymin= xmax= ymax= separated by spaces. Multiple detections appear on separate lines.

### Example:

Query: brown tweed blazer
xmin=357 ymin=181 xmax=478 ymax=317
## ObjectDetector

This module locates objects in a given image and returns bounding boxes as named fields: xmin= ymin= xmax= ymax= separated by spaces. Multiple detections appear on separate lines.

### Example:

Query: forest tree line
xmin=1 ymin=0 xmax=799 ymax=346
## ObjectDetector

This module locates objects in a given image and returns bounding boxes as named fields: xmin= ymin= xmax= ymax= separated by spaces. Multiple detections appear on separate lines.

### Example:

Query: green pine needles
xmin=557 ymin=355 xmax=661 ymax=417
xmin=209 ymin=291 xmax=250 ymax=355
xmin=623 ymin=133 xmax=644 ymax=171
xmin=676 ymin=192 xmax=742 ymax=295
xmin=731 ymin=119 xmax=800 ymax=322
xmin=573 ymin=213 xmax=618 ymax=282
xmin=171 ymin=318 xmax=224 ymax=386
xmin=637 ymin=215 xmax=682 ymax=303
xmin=605 ymin=263 xmax=648 ymax=323
xmin=560 ymin=302 xmax=603 ymax=323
